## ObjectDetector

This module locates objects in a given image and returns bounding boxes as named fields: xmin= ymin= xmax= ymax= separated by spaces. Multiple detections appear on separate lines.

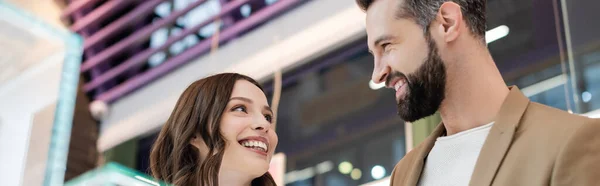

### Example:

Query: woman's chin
xmin=254 ymin=164 xmax=270 ymax=175
xmin=245 ymin=163 xmax=270 ymax=177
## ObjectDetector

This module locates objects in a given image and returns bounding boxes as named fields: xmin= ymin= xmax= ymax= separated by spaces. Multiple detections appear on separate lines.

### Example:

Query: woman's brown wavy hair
xmin=150 ymin=73 xmax=277 ymax=186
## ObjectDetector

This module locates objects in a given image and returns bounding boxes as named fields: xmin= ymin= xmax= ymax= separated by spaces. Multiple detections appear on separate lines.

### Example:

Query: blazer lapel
xmin=469 ymin=86 xmax=530 ymax=186
xmin=405 ymin=121 xmax=447 ymax=185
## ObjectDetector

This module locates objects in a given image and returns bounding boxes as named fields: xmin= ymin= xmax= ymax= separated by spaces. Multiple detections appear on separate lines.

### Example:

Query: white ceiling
xmin=0 ymin=1 xmax=65 ymax=87
xmin=4 ymin=0 xmax=66 ymax=29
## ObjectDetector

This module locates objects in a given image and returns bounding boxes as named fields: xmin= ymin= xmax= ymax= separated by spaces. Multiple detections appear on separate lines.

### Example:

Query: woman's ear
xmin=190 ymin=134 xmax=202 ymax=149
xmin=190 ymin=134 xmax=211 ymax=159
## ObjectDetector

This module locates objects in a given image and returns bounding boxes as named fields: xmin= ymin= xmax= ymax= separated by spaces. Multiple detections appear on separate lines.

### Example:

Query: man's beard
xmin=387 ymin=34 xmax=446 ymax=122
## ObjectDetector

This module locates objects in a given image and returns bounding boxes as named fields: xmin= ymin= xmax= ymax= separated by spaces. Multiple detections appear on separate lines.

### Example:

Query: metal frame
xmin=70 ymin=0 xmax=136 ymax=32
xmin=64 ymin=0 xmax=309 ymax=103
xmin=82 ymin=0 xmax=164 ymax=51
xmin=95 ymin=0 xmax=304 ymax=103
xmin=82 ymin=0 xmax=253 ymax=92
xmin=79 ymin=0 xmax=210 ymax=72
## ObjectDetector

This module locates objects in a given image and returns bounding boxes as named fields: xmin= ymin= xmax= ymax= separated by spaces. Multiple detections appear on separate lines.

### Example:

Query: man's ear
xmin=434 ymin=2 xmax=463 ymax=43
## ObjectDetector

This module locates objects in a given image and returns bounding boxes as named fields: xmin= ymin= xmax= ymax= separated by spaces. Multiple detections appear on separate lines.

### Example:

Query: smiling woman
xmin=150 ymin=73 xmax=278 ymax=186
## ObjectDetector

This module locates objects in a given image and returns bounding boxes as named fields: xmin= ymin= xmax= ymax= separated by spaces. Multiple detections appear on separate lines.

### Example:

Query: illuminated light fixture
xmin=284 ymin=161 xmax=333 ymax=184
xmin=316 ymin=161 xmax=334 ymax=174
xmin=265 ymin=0 xmax=278 ymax=5
xmin=371 ymin=165 xmax=386 ymax=180
xmin=486 ymin=25 xmax=509 ymax=44
xmin=338 ymin=161 xmax=353 ymax=174
xmin=285 ymin=167 xmax=315 ymax=184
xmin=241 ymin=4 xmax=252 ymax=17
xmin=351 ymin=168 xmax=362 ymax=180
xmin=369 ymin=80 xmax=386 ymax=90
xmin=521 ymin=74 xmax=566 ymax=97
xmin=360 ymin=176 xmax=391 ymax=186
xmin=582 ymin=91 xmax=592 ymax=103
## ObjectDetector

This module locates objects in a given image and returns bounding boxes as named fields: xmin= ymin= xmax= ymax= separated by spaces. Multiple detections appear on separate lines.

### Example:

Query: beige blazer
xmin=390 ymin=86 xmax=600 ymax=186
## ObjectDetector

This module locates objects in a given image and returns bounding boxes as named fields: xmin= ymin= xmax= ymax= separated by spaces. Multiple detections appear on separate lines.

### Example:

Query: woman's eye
xmin=232 ymin=106 xmax=247 ymax=113
xmin=264 ymin=114 xmax=273 ymax=123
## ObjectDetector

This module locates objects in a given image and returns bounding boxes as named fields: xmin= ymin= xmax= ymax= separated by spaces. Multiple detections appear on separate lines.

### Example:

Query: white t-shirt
xmin=417 ymin=122 xmax=494 ymax=186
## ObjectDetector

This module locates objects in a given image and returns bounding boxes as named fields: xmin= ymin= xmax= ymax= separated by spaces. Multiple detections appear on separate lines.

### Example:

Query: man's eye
xmin=382 ymin=43 xmax=391 ymax=50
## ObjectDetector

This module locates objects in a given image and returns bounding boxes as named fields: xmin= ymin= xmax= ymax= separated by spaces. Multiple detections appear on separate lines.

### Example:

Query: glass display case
xmin=65 ymin=162 xmax=168 ymax=186
xmin=0 ymin=1 xmax=81 ymax=185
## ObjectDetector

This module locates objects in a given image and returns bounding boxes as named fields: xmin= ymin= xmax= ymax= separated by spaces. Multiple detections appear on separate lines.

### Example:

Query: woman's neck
xmin=218 ymin=168 xmax=253 ymax=186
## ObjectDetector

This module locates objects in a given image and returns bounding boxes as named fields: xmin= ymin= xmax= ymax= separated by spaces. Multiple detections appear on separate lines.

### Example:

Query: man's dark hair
xmin=357 ymin=0 xmax=486 ymax=40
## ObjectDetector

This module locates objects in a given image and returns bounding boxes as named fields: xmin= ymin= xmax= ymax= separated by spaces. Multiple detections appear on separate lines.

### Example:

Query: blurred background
xmin=0 ymin=0 xmax=599 ymax=185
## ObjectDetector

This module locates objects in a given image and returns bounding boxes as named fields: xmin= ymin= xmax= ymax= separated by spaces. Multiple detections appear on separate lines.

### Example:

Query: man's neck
xmin=219 ymin=168 xmax=253 ymax=186
xmin=439 ymin=45 xmax=509 ymax=135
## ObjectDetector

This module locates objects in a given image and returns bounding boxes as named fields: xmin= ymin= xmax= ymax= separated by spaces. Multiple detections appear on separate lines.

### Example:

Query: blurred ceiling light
xmin=351 ymin=168 xmax=362 ymax=180
xmin=369 ymin=80 xmax=386 ymax=90
xmin=241 ymin=4 xmax=252 ymax=17
xmin=521 ymin=74 xmax=566 ymax=97
xmin=582 ymin=91 xmax=592 ymax=103
xmin=486 ymin=25 xmax=509 ymax=44
xmin=360 ymin=176 xmax=391 ymax=186
xmin=316 ymin=161 xmax=333 ymax=174
xmin=265 ymin=0 xmax=278 ymax=5
xmin=284 ymin=161 xmax=333 ymax=184
xmin=371 ymin=165 xmax=386 ymax=180
xmin=338 ymin=161 xmax=353 ymax=174
xmin=285 ymin=167 xmax=315 ymax=184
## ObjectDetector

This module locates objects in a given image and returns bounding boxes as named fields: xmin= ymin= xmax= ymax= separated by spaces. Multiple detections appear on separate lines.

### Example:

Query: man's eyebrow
xmin=373 ymin=35 xmax=395 ymax=47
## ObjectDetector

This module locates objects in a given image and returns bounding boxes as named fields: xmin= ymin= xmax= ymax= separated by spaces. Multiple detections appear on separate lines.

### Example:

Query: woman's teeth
xmin=240 ymin=140 xmax=268 ymax=152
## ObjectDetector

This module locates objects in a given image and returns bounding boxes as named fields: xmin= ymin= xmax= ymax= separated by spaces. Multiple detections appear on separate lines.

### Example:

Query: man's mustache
xmin=386 ymin=71 xmax=408 ymax=87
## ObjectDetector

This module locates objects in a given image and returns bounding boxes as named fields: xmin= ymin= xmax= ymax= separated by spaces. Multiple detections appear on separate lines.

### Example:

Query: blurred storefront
xmin=269 ymin=1 xmax=600 ymax=185
xmin=2 ymin=0 xmax=600 ymax=185
xmin=125 ymin=0 xmax=600 ymax=184
xmin=483 ymin=0 xmax=600 ymax=116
